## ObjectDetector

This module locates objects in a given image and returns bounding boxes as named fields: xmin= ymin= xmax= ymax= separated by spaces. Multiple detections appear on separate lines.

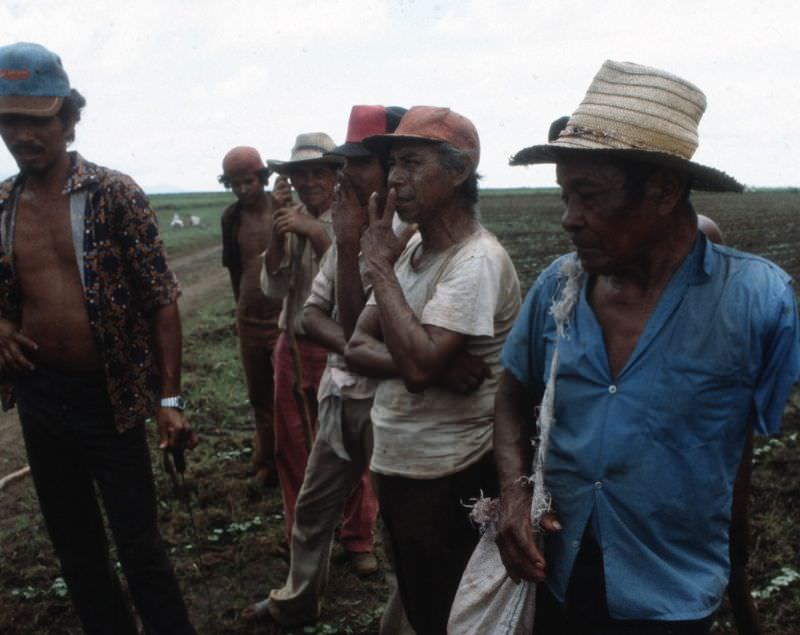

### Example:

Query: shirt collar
xmin=63 ymin=152 xmax=102 ymax=194
xmin=690 ymin=230 xmax=714 ymax=285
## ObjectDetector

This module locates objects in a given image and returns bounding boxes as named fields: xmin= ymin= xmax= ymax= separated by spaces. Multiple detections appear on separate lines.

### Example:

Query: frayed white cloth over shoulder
xmin=447 ymin=257 xmax=583 ymax=635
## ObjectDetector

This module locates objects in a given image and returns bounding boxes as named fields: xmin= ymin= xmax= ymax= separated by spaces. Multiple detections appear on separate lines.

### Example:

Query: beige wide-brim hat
xmin=511 ymin=60 xmax=743 ymax=192
xmin=267 ymin=132 xmax=345 ymax=175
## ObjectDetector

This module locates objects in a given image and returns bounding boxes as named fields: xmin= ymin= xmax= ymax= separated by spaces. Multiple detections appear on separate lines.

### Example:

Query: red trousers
xmin=273 ymin=332 xmax=377 ymax=550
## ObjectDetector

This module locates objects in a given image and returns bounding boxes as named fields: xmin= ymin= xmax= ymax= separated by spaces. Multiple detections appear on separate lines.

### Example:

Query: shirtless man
xmin=0 ymin=42 xmax=196 ymax=633
xmin=220 ymin=146 xmax=284 ymax=486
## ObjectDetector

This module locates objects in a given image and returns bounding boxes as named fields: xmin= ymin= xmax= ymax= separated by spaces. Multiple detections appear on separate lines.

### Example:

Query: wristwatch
xmin=160 ymin=395 xmax=187 ymax=411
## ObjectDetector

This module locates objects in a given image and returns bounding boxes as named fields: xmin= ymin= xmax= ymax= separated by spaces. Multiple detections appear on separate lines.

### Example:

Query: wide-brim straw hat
xmin=511 ymin=60 xmax=743 ymax=192
xmin=268 ymin=132 xmax=345 ymax=174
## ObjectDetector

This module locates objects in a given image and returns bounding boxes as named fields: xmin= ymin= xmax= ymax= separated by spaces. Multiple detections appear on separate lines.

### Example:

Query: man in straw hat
xmin=0 ymin=42 xmax=196 ymax=633
xmin=219 ymin=146 xmax=284 ymax=487
xmin=345 ymin=106 xmax=521 ymax=634
xmin=494 ymin=60 xmax=800 ymax=633
xmin=245 ymin=105 xmax=414 ymax=630
xmin=261 ymin=132 xmax=376 ymax=560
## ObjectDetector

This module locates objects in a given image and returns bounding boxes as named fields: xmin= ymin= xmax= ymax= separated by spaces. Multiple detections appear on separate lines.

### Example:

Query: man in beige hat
xmin=219 ymin=146 xmax=284 ymax=487
xmin=495 ymin=61 xmax=799 ymax=633
xmin=261 ymin=133 xmax=376 ymax=561
xmin=346 ymin=106 xmax=521 ymax=634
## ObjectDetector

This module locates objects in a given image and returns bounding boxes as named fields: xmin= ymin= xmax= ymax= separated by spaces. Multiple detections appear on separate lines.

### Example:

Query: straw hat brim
xmin=267 ymin=155 xmax=345 ymax=175
xmin=510 ymin=144 xmax=743 ymax=193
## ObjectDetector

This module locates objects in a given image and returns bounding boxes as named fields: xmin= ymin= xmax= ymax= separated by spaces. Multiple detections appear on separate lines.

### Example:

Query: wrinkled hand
xmin=495 ymin=486 xmax=561 ymax=583
xmin=271 ymin=175 xmax=293 ymax=209
xmin=332 ymin=175 xmax=367 ymax=246
xmin=439 ymin=351 xmax=492 ymax=394
xmin=156 ymin=407 xmax=198 ymax=452
xmin=274 ymin=205 xmax=313 ymax=237
xmin=361 ymin=189 xmax=406 ymax=283
xmin=0 ymin=321 xmax=37 ymax=377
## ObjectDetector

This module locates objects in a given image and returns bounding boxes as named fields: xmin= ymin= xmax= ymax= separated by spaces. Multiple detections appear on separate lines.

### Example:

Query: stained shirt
xmin=0 ymin=153 xmax=180 ymax=432
xmin=260 ymin=205 xmax=333 ymax=335
xmin=501 ymin=233 xmax=800 ymax=620
xmin=370 ymin=229 xmax=521 ymax=478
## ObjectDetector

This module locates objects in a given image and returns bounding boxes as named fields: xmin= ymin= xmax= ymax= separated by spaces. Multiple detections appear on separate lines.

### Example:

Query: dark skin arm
xmin=0 ymin=317 xmax=37 ymax=375
xmin=302 ymin=304 xmax=346 ymax=355
xmin=273 ymin=205 xmax=332 ymax=259
xmin=152 ymin=302 xmax=196 ymax=451
xmin=359 ymin=190 xmax=468 ymax=392
xmin=332 ymin=176 xmax=368 ymax=341
xmin=494 ymin=371 xmax=560 ymax=583
xmin=228 ymin=270 xmax=240 ymax=303
xmin=345 ymin=305 xmax=401 ymax=379
xmin=265 ymin=176 xmax=293 ymax=275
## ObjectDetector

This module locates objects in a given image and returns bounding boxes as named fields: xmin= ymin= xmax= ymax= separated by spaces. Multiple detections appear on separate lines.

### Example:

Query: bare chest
xmin=14 ymin=193 xmax=78 ymax=277
xmin=591 ymin=284 xmax=655 ymax=380
xmin=237 ymin=209 xmax=272 ymax=263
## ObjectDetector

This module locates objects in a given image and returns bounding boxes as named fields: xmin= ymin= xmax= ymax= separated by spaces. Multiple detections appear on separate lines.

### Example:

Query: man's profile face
xmin=227 ymin=172 xmax=263 ymax=205
xmin=0 ymin=113 xmax=71 ymax=175
xmin=288 ymin=164 xmax=337 ymax=212
xmin=387 ymin=141 xmax=453 ymax=225
xmin=556 ymin=159 xmax=658 ymax=274
xmin=343 ymin=155 xmax=385 ymax=207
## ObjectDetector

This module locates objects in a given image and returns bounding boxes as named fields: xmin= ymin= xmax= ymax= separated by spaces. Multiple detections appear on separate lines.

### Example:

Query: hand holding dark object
xmin=438 ymin=350 xmax=492 ymax=394
xmin=332 ymin=175 xmax=367 ymax=246
xmin=273 ymin=205 xmax=314 ymax=237
xmin=156 ymin=406 xmax=198 ymax=452
xmin=0 ymin=319 xmax=37 ymax=376
xmin=361 ymin=188 xmax=405 ymax=284
xmin=271 ymin=175 xmax=293 ymax=209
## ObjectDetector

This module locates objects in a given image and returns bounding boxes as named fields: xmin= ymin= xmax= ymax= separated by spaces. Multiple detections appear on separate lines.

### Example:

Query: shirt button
xmin=608 ymin=385 xmax=617 ymax=394
xmin=595 ymin=481 xmax=603 ymax=489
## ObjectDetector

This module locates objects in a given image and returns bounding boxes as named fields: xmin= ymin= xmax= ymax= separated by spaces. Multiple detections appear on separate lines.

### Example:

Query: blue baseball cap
xmin=0 ymin=42 xmax=71 ymax=117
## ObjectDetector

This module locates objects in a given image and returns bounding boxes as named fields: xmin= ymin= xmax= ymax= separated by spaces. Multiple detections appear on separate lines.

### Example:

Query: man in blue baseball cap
xmin=0 ymin=42 xmax=196 ymax=634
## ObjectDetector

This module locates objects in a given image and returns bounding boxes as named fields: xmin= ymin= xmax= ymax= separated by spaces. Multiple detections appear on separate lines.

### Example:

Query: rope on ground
xmin=0 ymin=465 xmax=30 ymax=491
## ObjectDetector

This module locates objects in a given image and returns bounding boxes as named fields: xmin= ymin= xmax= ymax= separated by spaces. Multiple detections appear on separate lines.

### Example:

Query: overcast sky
xmin=2 ymin=0 xmax=798 ymax=192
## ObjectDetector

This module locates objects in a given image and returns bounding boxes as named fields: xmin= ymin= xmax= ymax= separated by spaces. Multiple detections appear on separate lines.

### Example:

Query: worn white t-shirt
xmin=369 ymin=228 xmax=521 ymax=478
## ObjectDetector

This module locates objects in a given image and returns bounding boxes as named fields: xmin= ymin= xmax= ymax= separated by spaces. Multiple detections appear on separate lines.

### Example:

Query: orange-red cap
xmin=362 ymin=106 xmax=480 ymax=169
xmin=221 ymin=146 xmax=266 ymax=177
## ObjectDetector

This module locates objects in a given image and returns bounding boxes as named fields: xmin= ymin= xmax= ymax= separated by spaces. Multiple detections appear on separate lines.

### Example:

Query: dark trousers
xmin=15 ymin=366 xmax=195 ymax=635
xmin=534 ymin=529 xmax=713 ymax=635
xmin=373 ymin=452 xmax=499 ymax=635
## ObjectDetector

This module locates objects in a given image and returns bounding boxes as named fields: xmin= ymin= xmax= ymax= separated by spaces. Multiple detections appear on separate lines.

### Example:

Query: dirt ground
xmin=2 ymin=192 xmax=800 ymax=633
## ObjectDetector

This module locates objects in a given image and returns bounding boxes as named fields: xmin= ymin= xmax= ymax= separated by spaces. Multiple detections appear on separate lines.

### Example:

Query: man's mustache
xmin=11 ymin=143 xmax=44 ymax=155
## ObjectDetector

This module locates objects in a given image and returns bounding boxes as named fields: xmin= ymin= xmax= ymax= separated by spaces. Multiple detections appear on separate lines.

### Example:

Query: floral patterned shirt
xmin=0 ymin=153 xmax=180 ymax=432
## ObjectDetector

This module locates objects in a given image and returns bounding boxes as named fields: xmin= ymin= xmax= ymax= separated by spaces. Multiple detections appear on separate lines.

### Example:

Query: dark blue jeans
xmin=15 ymin=365 xmax=195 ymax=635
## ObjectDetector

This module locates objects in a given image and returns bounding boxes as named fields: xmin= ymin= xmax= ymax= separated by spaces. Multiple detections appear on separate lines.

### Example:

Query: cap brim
xmin=267 ymin=155 xmax=345 ymax=175
xmin=326 ymin=142 xmax=373 ymax=159
xmin=361 ymin=133 xmax=443 ymax=158
xmin=0 ymin=95 xmax=62 ymax=117
xmin=510 ymin=143 xmax=744 ymax=193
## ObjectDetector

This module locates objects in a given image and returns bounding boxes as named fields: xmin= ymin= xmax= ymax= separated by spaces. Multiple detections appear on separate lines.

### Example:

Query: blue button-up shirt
xmin=501 ymin=233 xmax=800 ymax=620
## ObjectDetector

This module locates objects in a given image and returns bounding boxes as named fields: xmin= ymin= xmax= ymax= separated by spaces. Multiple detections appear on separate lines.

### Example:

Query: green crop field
xmin=1 ymin=189 xmax=798 ymax=634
